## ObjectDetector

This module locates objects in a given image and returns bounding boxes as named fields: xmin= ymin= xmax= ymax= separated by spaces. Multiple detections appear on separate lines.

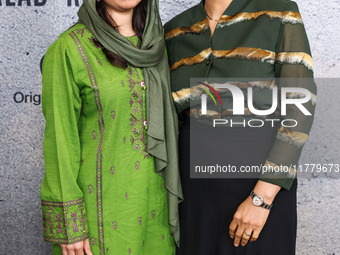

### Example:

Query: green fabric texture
xmin=77 ymin=0 xmax=183 ymax=246
xmin=41 ymin=23 xmax=177 ymax=254
xmin=164 ymin=0 xmax=317 ymax=190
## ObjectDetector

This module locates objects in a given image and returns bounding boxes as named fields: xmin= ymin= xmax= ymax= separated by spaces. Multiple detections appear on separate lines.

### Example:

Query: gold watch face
xmin=253 ymin=195 xmax=264 ymax=206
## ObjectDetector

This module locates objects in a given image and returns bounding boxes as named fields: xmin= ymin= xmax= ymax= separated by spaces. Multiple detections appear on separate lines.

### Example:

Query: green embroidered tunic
xmin=40 ymin=23 xmax=175 ymax=255
xmin=164 ymin=0 xmax=317 ymax=190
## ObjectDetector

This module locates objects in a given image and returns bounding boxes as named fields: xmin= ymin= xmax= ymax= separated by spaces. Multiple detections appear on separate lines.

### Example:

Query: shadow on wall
xmin=40 ymin=55 xmax=44 ymax=73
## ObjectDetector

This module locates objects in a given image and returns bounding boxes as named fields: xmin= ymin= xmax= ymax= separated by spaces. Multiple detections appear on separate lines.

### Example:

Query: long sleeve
xmin=259 ymin=0 xmax=317 ymax=190
xmin=40 ymin=36 xmax=89 ymax=244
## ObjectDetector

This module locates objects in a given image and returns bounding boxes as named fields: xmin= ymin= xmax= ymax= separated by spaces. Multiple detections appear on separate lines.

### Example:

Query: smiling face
xmin=103 ymin=0 xmax=142 ymax=12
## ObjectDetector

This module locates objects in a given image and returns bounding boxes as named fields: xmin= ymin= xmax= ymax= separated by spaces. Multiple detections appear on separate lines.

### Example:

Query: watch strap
xmin=250 ymin=191 xmax=273 ymax=210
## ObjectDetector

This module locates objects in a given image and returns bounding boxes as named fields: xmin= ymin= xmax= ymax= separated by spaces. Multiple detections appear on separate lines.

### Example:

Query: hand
xmin=60 ymin=238 xmax=93 ymax=255
xmin=228 ymin=180 xmax=281 ymax=247
xmin=229 ymin=196 xmax=270 ymax=247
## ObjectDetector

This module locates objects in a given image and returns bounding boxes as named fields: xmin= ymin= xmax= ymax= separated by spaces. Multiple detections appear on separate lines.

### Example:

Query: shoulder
xmin=42 ymin=23 xmax=86 ymax=72
xmin=45 ymin=23 xmax=86 ymax=57
xmin=164 ymin=3 xmax=202 ymax=34
xmin=281 ymin=0 xmax=300 ymax=12
xmin=50 ymin=23 xmax=85 ymax=47
xmin=44 ymin=24 xmax=86 ymax=58
xmin=248 ymin=0 xmax=303 ymax=24
xmin=253 ymin=0 xmax=300 ymax=12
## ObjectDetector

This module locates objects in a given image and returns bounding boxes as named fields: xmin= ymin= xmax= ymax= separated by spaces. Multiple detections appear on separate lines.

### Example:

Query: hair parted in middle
xmin=94 ymin=0 xmax=148 ymax=69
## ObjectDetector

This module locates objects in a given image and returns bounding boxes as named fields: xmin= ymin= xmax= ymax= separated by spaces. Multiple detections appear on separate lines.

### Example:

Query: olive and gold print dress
xmin=165 ymin=0 xmax=316 ymax=254
xmin=40 ymin=23 xmax=175 ymax=255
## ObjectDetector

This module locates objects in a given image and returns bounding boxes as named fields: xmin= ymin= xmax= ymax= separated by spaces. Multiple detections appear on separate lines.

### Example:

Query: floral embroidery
xmin=90 ymin=237 xmax=96 ymax=246
xmin=127 ymin=35 xmax=142 ymax=48
xmin=41 ymin=198 xmax=89 ymax=244
xmin=125 ymin=192 xmax=128 ymax=200
xmin=151 ymin=210 xmax=156 ymax=219
xmin=81 ymin=159 xmax=84 ymax=166
xmin=162 ymin=235 xmax=165 ymax=241
xmin=75 ymin=29 xmax=82 ymax=35
xmin=127 ymin=65 xmax=149 ymax=158
xmin=97 ymin=57 xmax=103 ymax=66
xmin=121 ymin=80 xmax=125 ymax=87
xmin=88 ymin=37 xmax=101 ymax=48
xmin=74 ymin=28 xmax=86 ymax=38
xmin=110 ymin=166 xmax=116 ymax=175
xmin=112 ymin=221 xmax=118 ymax=231
xmin=111 ymin=110 xmax=116 ymax=120
xmin=70 ymin=31 xmax=106 ymax=254
xmin=88 ymin=37 xmax=94 ymax=43
xmin=123 ymin=136 xmax=126 ymax=144
xmin=71 ymin=212 xmax=80 ymax=232
xmin=138 ymin=217 xmax=142 ymax=226
xmin=88 ymin=185 xmax=93 ymax=194
xmin=135 ymin=161 xmax=140 ymax=170
xmin=55 ymin=214 xmax=63 ymax=233
xmin=128 ymin=248 xmax=132 ymax=255
xmin=92 ymin=131 xmax=97 ymax=140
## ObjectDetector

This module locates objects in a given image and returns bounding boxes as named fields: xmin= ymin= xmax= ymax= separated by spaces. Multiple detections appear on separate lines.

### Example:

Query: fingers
xmin=250 ymin=228 xmax=261 ymax=242
xmin=229 ymin=213 xmax=257 ymax=247
xmin=61 ymin=245 xmax=67 ymax=255
xmin=240 ymin=229 xmax=253 ymax=247
xmin=60 ymin=240 xmax=85 ymax=255
xmin=229 ymin=219 xmax=238 ymax=239
xmin=233 ymin=224 xmax=246 ymax=247
xmin=75 ymin=250 xmax=84 ymax=255
xmin=83 ymin=238 xmax=93 ymax=255
xmin=74 ymin=241 xmax=84 ymax=255
xmin=75 ymin=248 xmax=84 ymax=255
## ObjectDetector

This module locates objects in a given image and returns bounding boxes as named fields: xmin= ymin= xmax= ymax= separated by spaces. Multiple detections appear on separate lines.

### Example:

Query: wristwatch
xmin=250 ymin=191 xmax=273 ymax=210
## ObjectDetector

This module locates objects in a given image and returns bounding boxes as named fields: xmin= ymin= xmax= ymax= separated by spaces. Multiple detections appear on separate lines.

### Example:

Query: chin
xmin=121 ymin=0 xmax=142 ymax=9
xmin=105 ymin=0 xmax=142 ymax=12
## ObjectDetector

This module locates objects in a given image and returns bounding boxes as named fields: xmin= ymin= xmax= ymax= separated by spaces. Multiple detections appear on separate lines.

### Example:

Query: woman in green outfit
xmin=40 ymin=0 xmax=182 ymax=254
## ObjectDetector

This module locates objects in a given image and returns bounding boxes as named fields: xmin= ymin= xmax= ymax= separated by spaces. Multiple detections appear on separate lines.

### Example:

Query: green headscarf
xmin=78 ymin=0 xmax=183 ymax=246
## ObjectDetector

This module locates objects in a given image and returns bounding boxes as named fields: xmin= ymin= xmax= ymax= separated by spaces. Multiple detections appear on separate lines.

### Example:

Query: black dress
xmin=176 ymin=117 xmax=297 ymax=255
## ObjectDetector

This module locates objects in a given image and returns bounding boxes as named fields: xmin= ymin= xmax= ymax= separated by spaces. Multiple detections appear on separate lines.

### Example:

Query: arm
xmin=40 ymin=36 xmax=90 ymax=248
xmin=259 ymin=0 xmax=317 ymax=190
xmin=229 ymin=0 xmax=317 ymax=247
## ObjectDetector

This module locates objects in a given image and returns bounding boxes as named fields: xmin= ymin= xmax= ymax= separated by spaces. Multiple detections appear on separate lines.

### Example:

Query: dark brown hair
xmin=95 ymin=0 xmax=147 ymax=69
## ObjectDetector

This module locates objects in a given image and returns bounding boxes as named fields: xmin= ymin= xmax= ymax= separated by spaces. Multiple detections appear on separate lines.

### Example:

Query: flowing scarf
xmin=78 ymin=0 xmax=183 ymax=246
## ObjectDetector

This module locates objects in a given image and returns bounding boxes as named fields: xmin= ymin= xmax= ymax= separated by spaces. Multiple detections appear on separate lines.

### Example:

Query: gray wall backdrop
xmin=0 ymin=0 xmax=339 ymax=254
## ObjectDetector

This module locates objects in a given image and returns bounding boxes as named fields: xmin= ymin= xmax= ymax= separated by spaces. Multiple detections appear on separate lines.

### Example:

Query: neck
xmin=205 ymin=0 xmax=233 ymax=19
xmin=106 ymin=8 xmax=135 ymax=37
